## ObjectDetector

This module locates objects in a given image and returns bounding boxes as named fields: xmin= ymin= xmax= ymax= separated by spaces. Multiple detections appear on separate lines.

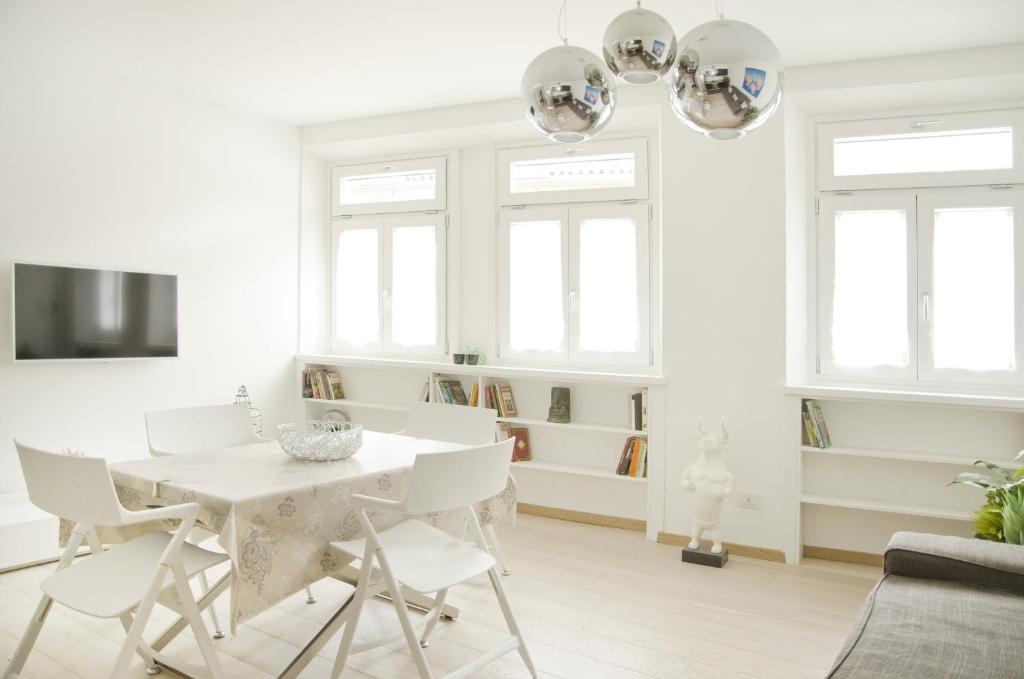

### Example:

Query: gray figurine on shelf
xmin=547 ymin=387 xmax=571 ymax=424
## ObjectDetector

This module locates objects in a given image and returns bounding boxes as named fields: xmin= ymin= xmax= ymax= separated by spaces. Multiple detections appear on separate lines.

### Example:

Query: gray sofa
xmin=828 ymin=532 xmax=1024 ymax=679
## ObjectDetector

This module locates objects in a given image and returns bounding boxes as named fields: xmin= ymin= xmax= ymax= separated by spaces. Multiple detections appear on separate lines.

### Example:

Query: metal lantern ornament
xmin=521 ymin=1 xmax=617 ymax=143
xmin=602 ymin=3 xmax=677 ymax=84
xmin=234 ymin=385 xmax=263 ymax=435
xmin=666 ymin=16 xmax=783 ymax=140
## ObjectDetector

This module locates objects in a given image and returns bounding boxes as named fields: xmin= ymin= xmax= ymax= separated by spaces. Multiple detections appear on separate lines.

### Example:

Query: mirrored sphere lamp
xmin=666 ymin=19 xmax=783 ymax=140
xmin=521 ymin=45 xmax=618 ymax=144
xmin=602 ymin=5 xmax=677 ymax=84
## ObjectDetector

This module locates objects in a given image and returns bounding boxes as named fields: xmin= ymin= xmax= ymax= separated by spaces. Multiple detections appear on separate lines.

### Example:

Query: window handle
xmin=569 ymin=289 xmax=577 ymax=312
xmin=922 ymin=293 xmax=930 ymax=321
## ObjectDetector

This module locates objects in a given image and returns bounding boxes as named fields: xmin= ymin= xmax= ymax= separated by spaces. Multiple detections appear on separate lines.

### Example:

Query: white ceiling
xmin=6 ymin=0 xmax=1024 ymax=125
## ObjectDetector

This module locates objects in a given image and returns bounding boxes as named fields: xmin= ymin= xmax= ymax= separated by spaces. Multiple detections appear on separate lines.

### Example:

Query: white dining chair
xmin=328 ymin=438 xmax=536 ymax=679
xmin=4 ymin=442 xmax=228 ymax=679
xmin=400 ymin=401 xmax=514 ymax=575
xmin=145 ymin=403 xmax=317 ymax=640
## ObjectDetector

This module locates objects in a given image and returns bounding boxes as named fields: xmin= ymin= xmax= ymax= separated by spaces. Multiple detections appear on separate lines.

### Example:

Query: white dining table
xmin=85 ymin=431 xmax=518 ymax=678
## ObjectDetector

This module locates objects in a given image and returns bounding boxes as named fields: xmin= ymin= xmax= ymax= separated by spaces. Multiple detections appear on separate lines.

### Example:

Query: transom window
xmin=332 ymin=156 xmax=446 ymax=216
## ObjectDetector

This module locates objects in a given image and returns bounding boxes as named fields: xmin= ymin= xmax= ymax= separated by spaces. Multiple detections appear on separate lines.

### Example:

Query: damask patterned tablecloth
xmin=86 ymin=432 xmax=517 ymax=629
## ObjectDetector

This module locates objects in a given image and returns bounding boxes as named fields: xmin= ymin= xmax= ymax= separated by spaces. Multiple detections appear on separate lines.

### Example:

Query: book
xmin=617 ymin=436 xmax=636 ymax=475
xmin=802 ymin=412 xmax=820 ymax=448
xmin=469 ymin=383 xmax=479 ymax=407
xmin=627 ymin=437 xmax=643 ymax=476
xmin=418 ymin=382 xmax=430 ymax=402
xmin=509 ymin=427 xmax=531 ymax=461
xmin=326 ymin=371 xmax=345 ymax=400
xmin=641 ymin=389 xmax=648 ymax=432
xmin=630 ymin=392 xmax=643 ymax=431
xmin=498 ymin=384 xmax=518 ymax=418
xmin=804 ymin=399 xmax=831 ymax=448
xmin=497 ymin=422 xmax=512 ymax=441
xmin=301 ymin=370 xmax=313 ymax=399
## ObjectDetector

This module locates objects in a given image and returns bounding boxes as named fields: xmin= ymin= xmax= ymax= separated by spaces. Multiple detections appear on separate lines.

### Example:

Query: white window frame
xmin=817 ymin=108 xmax=1024 ymax=192
xmin=816 ymin=191 xmax=919 ymax=384
xmin=496 ymin=138 xmax=649 ymax=206
xmin=497 ymin=201 xmax=652 ymax=368
xmin=331 ymin=156 xmax=447 ymax=216
xmin=330 ymin=213 xmax=447 ymax=357
xmin=917 ymin=186 xmax=1024 ymax=387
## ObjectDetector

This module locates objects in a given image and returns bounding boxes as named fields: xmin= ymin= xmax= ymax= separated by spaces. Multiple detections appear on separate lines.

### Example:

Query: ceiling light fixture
xmin=602 ymin=2 xmax=677 ymax=85
xmin=666 ymin=0 xmax=783 ymax=140
xmin=520 ymin=0 xmax=617 ymax=144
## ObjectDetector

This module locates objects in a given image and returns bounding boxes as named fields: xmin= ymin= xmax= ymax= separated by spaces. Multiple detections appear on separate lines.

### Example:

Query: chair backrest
xmin=402 ymin=401 xmax=497 ymax=445
xmin=404 ymin=439 xmax=513 ymax=514
xmin=145 ymin=403 xmax=257 ymax=456
xmin=16 ymin=441 xmax=124 ymax=527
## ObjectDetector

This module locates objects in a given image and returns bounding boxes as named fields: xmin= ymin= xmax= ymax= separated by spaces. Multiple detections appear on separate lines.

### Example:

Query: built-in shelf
xmin=302 ymin=398 xmax=410 ymax=412
xmin=800 ymin=493 xmax=973 ymax=521
xmin=800 ymin=445 xmax=1020 ymax=469
xmin=299 ymin=353 xmax=665 ymax=386
xmin=512 ymin=460 xmax=647 ymax=483
xmin=497 ymin=416 xmax=644 ymax=436
xmin=785 ymin=384 xmax=1024 ymax=412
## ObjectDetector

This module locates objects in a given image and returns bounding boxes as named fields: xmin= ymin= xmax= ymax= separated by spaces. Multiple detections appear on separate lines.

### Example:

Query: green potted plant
xmin=950 ymin=452 xmax=1024 ymax=545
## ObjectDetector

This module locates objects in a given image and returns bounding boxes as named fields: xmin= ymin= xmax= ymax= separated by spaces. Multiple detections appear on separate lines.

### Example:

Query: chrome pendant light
xmin=666 ymin=1 xmax=783 ymax=140
xmin=602 ymin=2 xmax=677 ymax=84
xmin=521 ymin=0 xmax=617 ymax=143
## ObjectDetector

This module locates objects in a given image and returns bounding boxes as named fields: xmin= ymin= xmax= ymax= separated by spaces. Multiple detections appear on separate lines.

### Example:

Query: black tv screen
xmin=13 ymin=263 xmax=178 ymax=360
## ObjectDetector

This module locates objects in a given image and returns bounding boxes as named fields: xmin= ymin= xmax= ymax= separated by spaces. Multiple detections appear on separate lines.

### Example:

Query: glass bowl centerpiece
xmin=278 ymin=421 xmax=362 ymax=461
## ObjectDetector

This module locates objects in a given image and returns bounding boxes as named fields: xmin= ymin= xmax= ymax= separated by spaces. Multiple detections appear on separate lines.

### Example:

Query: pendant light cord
xmin=715 ymin=0 xmax=725 ymax=19
xmin=557 ymin=0 xmax=568 ymax=45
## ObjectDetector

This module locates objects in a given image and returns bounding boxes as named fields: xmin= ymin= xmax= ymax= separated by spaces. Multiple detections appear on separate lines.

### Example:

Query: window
xmin=818 ymin=109 xmax=1024 ymax=191
xmin=331 ymin=215 xmax=446 ymax=355
xmin=818 ymin=188 xmax=1024 ymax=387
xmin=332 ymin=156 xmax=446 ymax=216
xmin=499 ymin=203 xmax=651 ymax=366
xmin=815 ymin=109 xmax=1024 ymax=389
xmin=497 ymin=138 xmax=649 ymax=205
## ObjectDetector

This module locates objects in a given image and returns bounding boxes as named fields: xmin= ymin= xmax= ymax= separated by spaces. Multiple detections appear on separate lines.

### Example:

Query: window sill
xmin=784 ymin=383 xmax=1024 ymax=411
xmin=297 ymin=353 xmax=665 ymax=385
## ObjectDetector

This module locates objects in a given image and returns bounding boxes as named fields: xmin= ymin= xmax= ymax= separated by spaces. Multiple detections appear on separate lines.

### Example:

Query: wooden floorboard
xmin=0 ymin=514 xmax=879 ymax=678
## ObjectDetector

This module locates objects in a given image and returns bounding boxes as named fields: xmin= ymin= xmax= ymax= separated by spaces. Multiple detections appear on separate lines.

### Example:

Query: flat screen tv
xmin=12 ymin=262 xmax=178 ymax=361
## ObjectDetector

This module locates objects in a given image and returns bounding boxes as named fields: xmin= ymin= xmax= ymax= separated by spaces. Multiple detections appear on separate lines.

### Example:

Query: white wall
xmin=0 ymin=13 xmax=301 ymax=493
xmin=299 ymin=89 xmax=796 ymax=555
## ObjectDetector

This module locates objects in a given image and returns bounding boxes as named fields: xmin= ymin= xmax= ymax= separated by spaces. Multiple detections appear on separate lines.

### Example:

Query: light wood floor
xmin=0 ymin=515 xmax=878 ymax=678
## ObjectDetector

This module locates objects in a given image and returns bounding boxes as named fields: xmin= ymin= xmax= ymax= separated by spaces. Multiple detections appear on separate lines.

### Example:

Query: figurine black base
xmin=681 ymin=544 xmax=729 ymax=568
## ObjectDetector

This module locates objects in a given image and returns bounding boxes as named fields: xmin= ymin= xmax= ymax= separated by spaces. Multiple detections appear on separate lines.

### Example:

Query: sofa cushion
xmin=827 ymin=574 xmax=1024 ymax=679
xmin=885 ymin=531 xmax=1024 ymax=594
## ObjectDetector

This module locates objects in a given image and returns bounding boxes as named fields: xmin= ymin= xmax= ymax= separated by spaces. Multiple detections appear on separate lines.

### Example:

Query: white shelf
xmin=800 ymin=493 xmax=973 ymax=521
xmin=298 ymin=353 xmax=665 ymax=385
xmin=512 ymin=460 xmax=647 ymax=483
xmin=785 ymin=384 xmax=1024 ymax=412
xmin=800 ymin=445 xmax=1020 ymax=469
xmin=497 ymin=416 xmax=645 ymax=436
xmin=302 ymin=398 xmax=410 ymax=412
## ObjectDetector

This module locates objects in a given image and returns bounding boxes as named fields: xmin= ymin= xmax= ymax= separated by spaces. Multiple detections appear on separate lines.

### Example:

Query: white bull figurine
xmin=680 ymin=418 xmax=735 ymax=554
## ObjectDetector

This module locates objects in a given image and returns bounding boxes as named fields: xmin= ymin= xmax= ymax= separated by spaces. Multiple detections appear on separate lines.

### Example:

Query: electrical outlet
xmin=736 ymin=492 xmax=761 ymax=509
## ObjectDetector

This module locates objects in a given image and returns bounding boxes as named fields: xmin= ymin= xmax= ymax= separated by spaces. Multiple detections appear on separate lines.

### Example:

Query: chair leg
xmin=109 ymin=566 xmax=168 ymax=679
xmin=2 ymin=594 xmax=54 ymax=679
xmin=377 ymin=552 xmax=434 ymax=679
xmin=487 ymin=567 xmax=537 ymax=678
xmin=305 ymin=585 xmax=316 ymax=604
xmin=418 ymin=588 xmax=448 ymax=648
xmin=171 ymin=563 xmax=225 ymax=679
xmin=197 ymin=570 xmax=225 ymax=638
xmin=330 ymin=552 xmax=375 ymax=679
xmin=484 ymin=524 xmax=512 ymax=576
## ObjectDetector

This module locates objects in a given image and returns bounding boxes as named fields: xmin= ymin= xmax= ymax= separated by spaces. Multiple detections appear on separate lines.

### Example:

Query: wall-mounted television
xmin=12 ymin=262 xmax=178 ymax=361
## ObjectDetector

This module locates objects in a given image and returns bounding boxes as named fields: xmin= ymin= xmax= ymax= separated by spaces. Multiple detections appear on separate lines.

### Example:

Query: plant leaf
xmin=974 ymin=460 xmax=1014 ymax=481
